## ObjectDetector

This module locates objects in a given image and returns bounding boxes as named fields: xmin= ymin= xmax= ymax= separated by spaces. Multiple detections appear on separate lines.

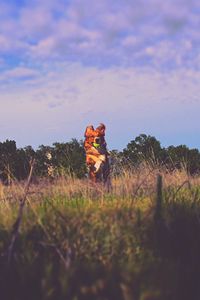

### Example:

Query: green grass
xmin=1 ymin=170 xmax=200 ymax=299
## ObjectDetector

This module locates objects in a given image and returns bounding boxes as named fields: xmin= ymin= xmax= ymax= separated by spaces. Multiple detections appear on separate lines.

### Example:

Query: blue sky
xmin=0 ymin=0 xmax=200 ymax=150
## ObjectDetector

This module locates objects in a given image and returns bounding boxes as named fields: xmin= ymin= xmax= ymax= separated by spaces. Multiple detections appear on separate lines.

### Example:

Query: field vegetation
xmin=1 ymin=133 xmax=200 ymax=184
xmin=1 ymin=163 xmax=200 ymax=300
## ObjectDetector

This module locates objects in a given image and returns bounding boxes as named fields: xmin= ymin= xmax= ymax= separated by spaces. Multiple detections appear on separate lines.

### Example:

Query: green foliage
xmin=53 ymin=139 xmax=86 ymax=178
xmin=121 ymin=134 xmax=200 ymax=175
xmin=35 ymin=144 xmax=54 ymax=177
xmin=0 ymin=140 xmax=18 ymax=183
xmin=0 ymin=139 xmax=86 ymax=182
xmin=166 ymin=145 xmax=200 ymax=174
xmin=122 ymin=134 xmax=165 ymax=166
xmin=1 ymin=134 xmax=200 ymax=183
xmin=33 ymin=139 xmax=86 ymax=179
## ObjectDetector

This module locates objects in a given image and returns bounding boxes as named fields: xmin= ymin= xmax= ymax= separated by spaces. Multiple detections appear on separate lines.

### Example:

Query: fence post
xmin=154 ymin=173 xmax=163 ymax=221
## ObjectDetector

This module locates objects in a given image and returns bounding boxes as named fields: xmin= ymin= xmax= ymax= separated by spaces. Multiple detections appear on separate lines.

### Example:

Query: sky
xmin=0 ymin=0 xmax=200 ymax=150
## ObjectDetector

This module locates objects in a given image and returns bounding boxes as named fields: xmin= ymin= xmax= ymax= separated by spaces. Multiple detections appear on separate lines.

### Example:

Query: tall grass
xmin=1 ymin=165 xmax=200 ymax=299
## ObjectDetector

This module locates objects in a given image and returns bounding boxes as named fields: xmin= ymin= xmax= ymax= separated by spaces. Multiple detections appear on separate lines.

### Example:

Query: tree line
xmin=0 ymin=134 xmax=200 ymax=183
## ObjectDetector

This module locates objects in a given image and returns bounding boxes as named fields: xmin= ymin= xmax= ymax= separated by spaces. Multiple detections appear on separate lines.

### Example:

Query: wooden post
xmin=154 ymin=173 xmax=163 ymax=221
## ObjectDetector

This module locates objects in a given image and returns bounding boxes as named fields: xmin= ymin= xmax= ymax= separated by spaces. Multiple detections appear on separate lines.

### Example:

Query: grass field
xmin=1 ymin=165 xmax=200 ymax=300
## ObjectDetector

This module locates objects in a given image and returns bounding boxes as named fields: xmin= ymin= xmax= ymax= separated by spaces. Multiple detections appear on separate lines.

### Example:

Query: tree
xmin=15 ymin=146 xmax=36 ymax=180
xmin=53 ymin=139 xmax=86 ymax=178
xmin=35 ymin=145 xmax=55 ymax=177
xmin=123 ymin=134 xmax=165 ymax=166
xmin=0 ymin=140 xmax=18 ymax=184
xmin=166 ymin=145 xmax=200 ymax=174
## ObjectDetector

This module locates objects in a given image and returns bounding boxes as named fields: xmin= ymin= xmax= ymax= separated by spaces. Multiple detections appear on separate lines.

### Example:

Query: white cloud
xmin=1 ymin=67 xmax=39 ymax=80
xmin=0 ymin=0 xmax=199 ymax=149
xmin=19 ymin=7 xmax=53 ymax=39
xmin=121 ymin=36 xmax=138 ymax=48
xmin=0 ymin=0 xmax=197 ymax=68
xmin=0 ymin=34 xmax=10 ymax=51
xmin=0 ymin=62 xmax=200 ymax=148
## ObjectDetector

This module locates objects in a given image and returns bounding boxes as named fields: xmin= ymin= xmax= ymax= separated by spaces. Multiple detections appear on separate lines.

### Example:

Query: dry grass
xmin=0 ymin=164 xmax=200 ymax=299
xmin=0 ymin=164 xmax=197 ymax=231
xmin=0 ymin=163 xmax=196 ymax=202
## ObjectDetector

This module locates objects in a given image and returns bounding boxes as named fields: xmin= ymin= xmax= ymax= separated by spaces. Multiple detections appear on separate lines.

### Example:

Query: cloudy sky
xmin=0 ymin=0 xmax=199 ymax=150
